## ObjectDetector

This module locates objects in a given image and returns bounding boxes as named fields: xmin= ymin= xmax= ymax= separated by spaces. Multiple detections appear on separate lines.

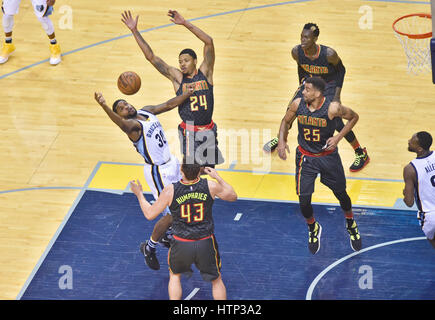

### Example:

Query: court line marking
xmin=0 ymin=0 xmax=313 ymax=80
xmin=185 ymin=287 xmax=200 ymax=300
xmin=234 ymin=213 xmax=243 ymax=221
xmin=305 ymin=236 xmax=427 ymax=300
xmin=15 ymin=162 xmax=103 ymax=300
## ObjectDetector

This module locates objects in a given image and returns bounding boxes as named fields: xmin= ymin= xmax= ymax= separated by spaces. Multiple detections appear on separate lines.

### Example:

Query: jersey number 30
xmin=155 ymin=130 xmax=167 ymax=147
xmin=180 ymin=202 xmax=204 ymax=223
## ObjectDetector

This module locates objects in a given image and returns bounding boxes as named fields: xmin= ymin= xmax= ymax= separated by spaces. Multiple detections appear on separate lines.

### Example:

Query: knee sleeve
xmin=37 ymin=15 xmax=55 ymax=35
xmin=2 ymin=14 xmax=14 ymax=33
xmin=333 ymin=190 xmax=352 ymax=212
xmin=299 ymin=195 xmax=314 ymax=219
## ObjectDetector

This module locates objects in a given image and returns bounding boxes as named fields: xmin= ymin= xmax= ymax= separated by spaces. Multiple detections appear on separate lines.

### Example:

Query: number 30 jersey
xmin=131 ymin=110 xmax=171 ymax=165
xmin=410 ymin=151 xmax=435 ymax=213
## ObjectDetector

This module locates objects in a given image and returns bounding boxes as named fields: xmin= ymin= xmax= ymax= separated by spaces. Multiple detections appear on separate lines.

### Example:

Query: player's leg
xmin=422 ymin=212 xmax=435 ymax=249
xmin=211 ymin=275 xmax=227 ymax=300
xmin=140 ymin=164 xmax=169 ymax=270
xmin=334 ymin=118 xmax=369 ymax=172
xmin=196 ymin=235 xmax=226 ymax=299
xmin=295 ymin=149 xmax=322 ymax=254
xmin=319 ymin=153 xmax=362 ymax=251
xmin=168 ymin=270 xmax=182 ymax=300
xmin=31 ymin=0 xmax=61 ymax=65
xmin=0 ymin=0 xmax=19 ymax=64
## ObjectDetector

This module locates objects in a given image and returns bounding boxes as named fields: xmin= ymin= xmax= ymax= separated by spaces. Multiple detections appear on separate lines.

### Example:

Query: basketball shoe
xmin=140 ymin=242 xmax=160 ymax=270
xmin=263 ymin=137 xmax=279 ymax=153
xmin=346 ymin=219 xmax=362 ymax=251
xmin=350 ymin=147 xmax=369 ymax=172
xmin=0 ymin=42 xmax=16 ymax=64
xmin=49 ymin=43 xmax=61 ymax=65
xmin=308 ymin=221 xmax=322 ymax=254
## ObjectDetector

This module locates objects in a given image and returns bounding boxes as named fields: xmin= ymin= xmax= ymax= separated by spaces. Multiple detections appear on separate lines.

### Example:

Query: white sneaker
xmin=0 ymin=42 xmax=16 ymax=64
xmin=49 ymin=43 xmax=61 ymax=65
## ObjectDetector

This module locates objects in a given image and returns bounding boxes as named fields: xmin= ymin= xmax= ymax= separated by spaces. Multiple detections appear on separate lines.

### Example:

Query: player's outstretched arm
xmin=402 ymin=164 xmax=416 ymax=207
xmin=204 ymin=167 xmax=237 ymax=202
xmin=168 ymin=10 xmax=215 ymax=82
xmin=130 ymin=180 xmax=174 ymax=220
xmin=94 ymin=92 xmax=140 ymax=137
xmin=141 ymin=83 xmax=195 ymax=115
xmin=121 ymin=11 xmax=182 ymax=87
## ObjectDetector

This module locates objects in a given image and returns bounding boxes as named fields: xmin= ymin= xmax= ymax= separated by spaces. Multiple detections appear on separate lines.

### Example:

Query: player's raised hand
xmin=94 ymin=92 xmax=107 ymax=107
xmin=121 ymin=10 xmax=139 ymax=31
xmin=203 ymin=167 xmax=220 ymax=180
xmin=168 ymin=10 xmax=185 ymax=25
xmin=46 ymin=0 xmax=55 ymax=6
xmin=130 ymin=179 xmax=143 ymax=196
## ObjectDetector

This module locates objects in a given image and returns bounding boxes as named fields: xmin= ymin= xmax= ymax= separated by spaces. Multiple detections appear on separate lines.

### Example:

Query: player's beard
xmin=127 ymin=109 xmax=137 ymax=119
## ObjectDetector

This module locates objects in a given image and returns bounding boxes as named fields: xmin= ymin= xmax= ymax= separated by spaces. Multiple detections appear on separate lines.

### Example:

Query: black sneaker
xmin=346 ymin=220 xmax=362 ymax=251
xmin=159 ymin=234 xmax=172 ymax=249
xmin=308 ymin=222 xmax=322 ymax=254
xmin=263 ymin=137 xmax=279 ymax=153
xmin=140 ymin=242 xmax=160 ymax=270
xmin=349 ymin=147 xmax=370 ymax=172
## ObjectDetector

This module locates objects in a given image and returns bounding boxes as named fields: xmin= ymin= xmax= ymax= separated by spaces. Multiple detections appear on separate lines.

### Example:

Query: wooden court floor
xmin=0 ymin=0 xmax=434 ymax=299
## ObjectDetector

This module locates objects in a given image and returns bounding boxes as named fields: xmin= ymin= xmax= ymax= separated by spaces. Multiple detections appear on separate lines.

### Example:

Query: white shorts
xmin=419 ymin=211 xmax=435 ymax=240
xmin=143 ymin=154 xmax=181 ymax=216
xmin=2 ymin=0 xmax=53 ymax=18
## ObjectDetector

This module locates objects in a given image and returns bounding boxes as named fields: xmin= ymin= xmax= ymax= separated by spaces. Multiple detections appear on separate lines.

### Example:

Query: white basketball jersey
xmin=410 ymin=151 xmax=435 ymax=213
xmin=132 ymin=110 xmax=171 ymax=165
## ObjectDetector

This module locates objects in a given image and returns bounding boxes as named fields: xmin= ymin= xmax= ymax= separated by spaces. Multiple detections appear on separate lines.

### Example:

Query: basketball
xmin=117 ymin=71 xmax=141 ymax=95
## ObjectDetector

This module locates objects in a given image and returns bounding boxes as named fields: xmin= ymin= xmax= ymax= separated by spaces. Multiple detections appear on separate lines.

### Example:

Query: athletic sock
xmin=146 ymin=238 xmax=157 ymax=252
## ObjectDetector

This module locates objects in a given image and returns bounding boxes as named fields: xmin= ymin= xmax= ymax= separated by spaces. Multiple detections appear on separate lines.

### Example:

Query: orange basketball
xmin=117 ymin=71 xmax=141 ymax=95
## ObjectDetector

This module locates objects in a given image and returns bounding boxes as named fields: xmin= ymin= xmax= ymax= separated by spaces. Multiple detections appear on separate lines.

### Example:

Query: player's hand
xmin=203 ymin=167 xmax=219 ymax=179
xmin=277 ymin=140 xmax=290 ymax=160
xmin=168 ymin=10 xmax=185 ymax=25
xmin=121 ymin=10 xmax=139 ymax=32
xmin=130 ymin=179 xmax=143 ymax=196
xmin=186 ymin=83 xmax=195 ymax=95
xmin=94 ymin=92 xmax=107 ymax=107
xmin=325 ymin=136 xmax=339 ymax=151
xmin=46 ymin=0 xmax=55 ymax=6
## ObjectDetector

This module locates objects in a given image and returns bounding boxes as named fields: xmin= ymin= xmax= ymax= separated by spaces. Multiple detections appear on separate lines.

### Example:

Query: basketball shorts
xmin=143 ymin=154 xmax=181 ymax=216
xmin=168 ymin=234 xmax=221 ymax=282
xmin=2 ymin=0 xmax=53 ymax=17
xmin=419 ymin=211 xmax=435 ymax=240
xmin=178 ymin=123 xmax=224 ymax=167
xmin=295 ymin=147 xmax=347 ymax=196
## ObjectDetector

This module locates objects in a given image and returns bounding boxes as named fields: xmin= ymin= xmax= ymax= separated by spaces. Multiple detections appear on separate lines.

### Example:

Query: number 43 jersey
xmin=296 ymin=96 xmax=337 ymax=154
xmin=132 ymin=110 xmax=171 ymax=166
xmin=169 ymin=178 xmax=215 ymax=240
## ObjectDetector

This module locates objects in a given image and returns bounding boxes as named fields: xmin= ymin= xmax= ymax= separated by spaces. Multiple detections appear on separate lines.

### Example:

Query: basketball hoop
xmin=393 ymin=13 xmax=432 ymax=74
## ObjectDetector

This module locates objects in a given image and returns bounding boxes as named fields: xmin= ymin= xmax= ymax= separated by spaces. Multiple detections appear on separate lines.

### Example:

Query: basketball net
xmin=393 ymin=13 xmax=432 ymax=75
